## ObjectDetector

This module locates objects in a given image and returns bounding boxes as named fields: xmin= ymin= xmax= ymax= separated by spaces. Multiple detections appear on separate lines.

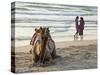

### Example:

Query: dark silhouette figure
xmin=79 ymin=17 xmax=85 ymax=40
xmin=75 ymin=16 xmax=79 ymax=34
xmin=74 ymin=16 xmax=79 ymax=40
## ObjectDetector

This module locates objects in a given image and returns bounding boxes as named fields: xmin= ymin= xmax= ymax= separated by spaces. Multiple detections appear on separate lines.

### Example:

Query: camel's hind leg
xmin=51 ymin=47 xmax=56 ymax=59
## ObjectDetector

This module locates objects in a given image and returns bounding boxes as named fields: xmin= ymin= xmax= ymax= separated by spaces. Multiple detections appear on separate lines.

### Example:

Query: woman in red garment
xmin=79 ymin=17 xmax=85 ymax=40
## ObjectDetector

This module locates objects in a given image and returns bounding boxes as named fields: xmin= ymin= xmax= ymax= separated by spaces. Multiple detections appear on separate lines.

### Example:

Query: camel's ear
xmin=40 ymin=26 xmax=42 ymax=30
xmin=35 ymin=28 xmax=37 ymax=31
xmin=47 ymin=27 xmax=49 ymax=30
xmin=47 ymin=27 xmax=49 ymax=31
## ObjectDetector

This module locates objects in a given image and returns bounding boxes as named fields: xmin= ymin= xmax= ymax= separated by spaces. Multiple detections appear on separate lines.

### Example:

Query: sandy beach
xmin=12 ymin=40 xmax=97 ymax=73
xmin=11 ymin=2 xmax=97 ymax=73
xmin=14 ymin=40 xmax=97 ymax=52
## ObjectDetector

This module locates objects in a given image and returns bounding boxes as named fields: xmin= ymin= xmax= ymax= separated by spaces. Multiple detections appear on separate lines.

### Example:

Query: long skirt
xmin=79 ymin=29 xmax=83 ymax=35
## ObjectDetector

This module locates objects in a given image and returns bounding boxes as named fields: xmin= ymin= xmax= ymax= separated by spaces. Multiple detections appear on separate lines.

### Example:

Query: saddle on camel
xmin=30 ymin=27 xmax=56 ymax=65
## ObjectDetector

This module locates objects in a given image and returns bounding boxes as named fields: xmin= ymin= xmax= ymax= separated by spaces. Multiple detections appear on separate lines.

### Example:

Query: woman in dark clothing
xmin=75 ymin=16 xmax=79 ymax=34
xmin=79 ymin=17 xmax=85 ymax=40
xmin=74 ymin=16 xmax=79 ymax=40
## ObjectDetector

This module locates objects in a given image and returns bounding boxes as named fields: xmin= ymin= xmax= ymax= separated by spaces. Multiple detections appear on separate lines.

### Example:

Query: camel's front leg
xmin=30 ymin=46 xmax=34 ymax=65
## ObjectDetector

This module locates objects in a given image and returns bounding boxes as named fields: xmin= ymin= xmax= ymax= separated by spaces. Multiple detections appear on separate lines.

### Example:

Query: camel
xmin=43 ymin=27 xmax=56 ymax=59
xmin=30 ymin=27 xmax=55 ymax=65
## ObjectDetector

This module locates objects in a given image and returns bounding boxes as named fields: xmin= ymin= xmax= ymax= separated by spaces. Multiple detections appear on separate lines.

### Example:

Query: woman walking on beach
xmin=75 ymin=16 xmax=79 ymax=34
xmin=74 ymin=16 xmax=79 ymax=40
xmin=79 ymin=17 xmax=85 ymax=40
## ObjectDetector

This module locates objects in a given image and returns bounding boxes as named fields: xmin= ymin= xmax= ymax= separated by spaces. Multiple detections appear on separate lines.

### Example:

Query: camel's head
xmin=34 ymin=27 xmax=45 ymax=43
xmin=44 ymin=27 xmax=51 ymax=38
xmin=35 ymin=27 xmax=45 ymax=36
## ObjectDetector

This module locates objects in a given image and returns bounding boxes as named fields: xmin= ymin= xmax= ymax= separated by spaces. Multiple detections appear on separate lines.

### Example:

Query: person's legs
xmin=80 ymin=35 xmax=83 ymax=40
xmin=79 ymin=30 xmax=83 ymax=40
xmin=76 ymin=33 xmax=78 ymax=40
xmin=76 ymin=28 xmax=79 ymax=34
xmin=74 ymin=33 xmax=78 ymax=40
xmin=74 ymin=29 xmax=79 ymax=40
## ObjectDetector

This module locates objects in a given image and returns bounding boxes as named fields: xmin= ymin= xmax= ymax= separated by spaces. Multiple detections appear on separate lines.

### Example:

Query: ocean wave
xmin=11 ymin=25 xmax=97 ymax=28
xmin=11 ymin=18 xmax=97 ymax=24
xmin=12 ymin=11 xmax=97 ymax=16
xmin=12 ymin=33 xmax=97 ymax=41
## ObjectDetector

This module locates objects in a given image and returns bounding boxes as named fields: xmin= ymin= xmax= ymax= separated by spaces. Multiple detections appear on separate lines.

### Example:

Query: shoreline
xmin=13 ymin=35 xmax=97 ymax=47
xmin=13 ymin=40 xmax=97 ymax=53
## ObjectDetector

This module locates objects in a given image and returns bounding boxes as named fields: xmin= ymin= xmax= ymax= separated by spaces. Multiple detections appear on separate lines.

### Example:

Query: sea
xmin=11 ymin=1 xmax=97 ymax=47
